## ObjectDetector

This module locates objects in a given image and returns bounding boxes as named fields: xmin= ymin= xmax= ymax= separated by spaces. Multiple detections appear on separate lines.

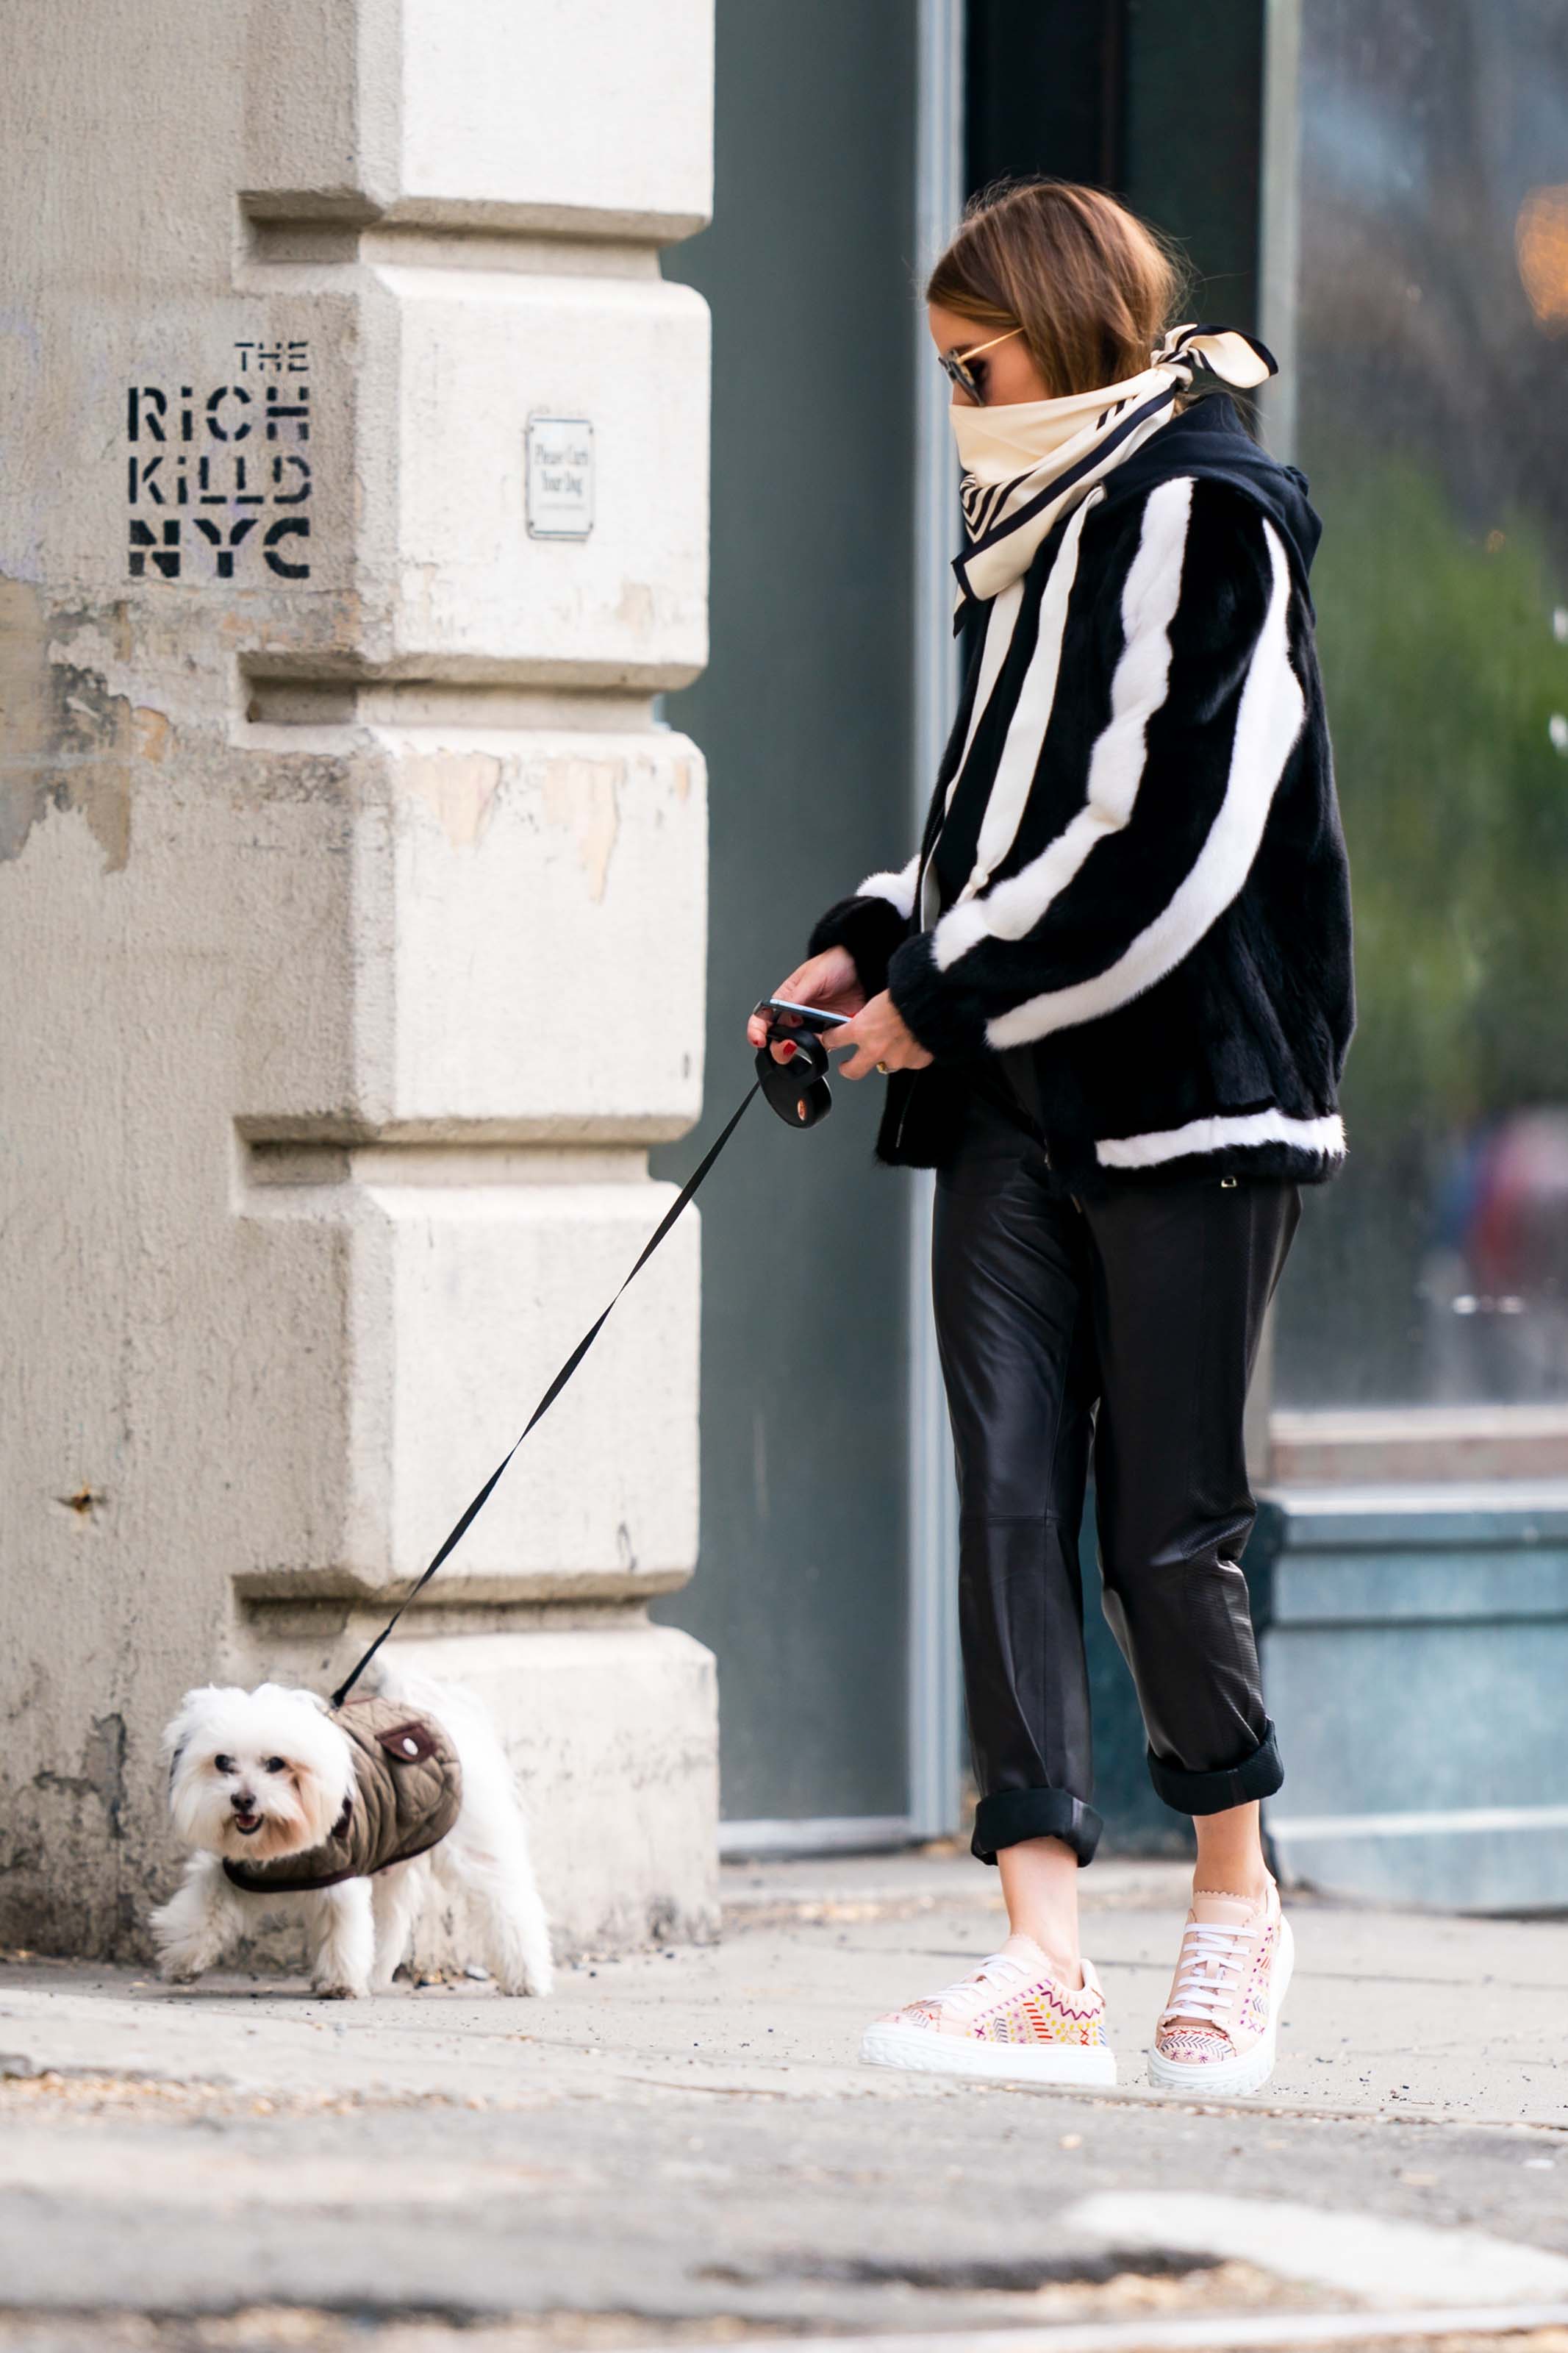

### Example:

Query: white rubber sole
xmin=861 ymin=2021 xmax=1118 ymax=2085
xmin=1146 ymin=1913 xmax=1295 ymax=2096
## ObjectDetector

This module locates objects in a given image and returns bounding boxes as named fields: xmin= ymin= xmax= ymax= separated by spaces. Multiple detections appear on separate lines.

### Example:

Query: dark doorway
xmin=963 ymin=0 xmax=1267 ymax=1851
xmin=967 ymin=0 xmax=1264 ymax=335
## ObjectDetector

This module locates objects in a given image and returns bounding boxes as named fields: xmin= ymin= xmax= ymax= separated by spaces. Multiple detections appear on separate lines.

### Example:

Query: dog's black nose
xmin=232 ymin=1790 xmax=256 ymax=1813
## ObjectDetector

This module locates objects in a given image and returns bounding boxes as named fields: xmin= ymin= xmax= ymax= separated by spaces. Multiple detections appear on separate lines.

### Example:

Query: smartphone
xmin=755 ymin=996 xmax=852 ymax=1032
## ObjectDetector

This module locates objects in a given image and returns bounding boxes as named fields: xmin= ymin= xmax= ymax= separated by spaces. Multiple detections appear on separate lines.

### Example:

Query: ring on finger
xmin=876 ymin=1060 xmax=889 ymax=1074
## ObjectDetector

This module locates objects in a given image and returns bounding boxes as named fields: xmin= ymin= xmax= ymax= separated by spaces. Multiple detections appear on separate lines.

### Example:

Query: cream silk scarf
xmin=950 ymin=324 xmax=1277 ymax=609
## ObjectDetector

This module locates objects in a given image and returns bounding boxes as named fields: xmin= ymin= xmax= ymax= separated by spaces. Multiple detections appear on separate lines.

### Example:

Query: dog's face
xmin=162 ymin=1685 xmax=354 ymax=1863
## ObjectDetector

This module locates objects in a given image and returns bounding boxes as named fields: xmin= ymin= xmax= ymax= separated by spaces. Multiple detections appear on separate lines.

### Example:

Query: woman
xmin=748 ymin=179 xmax=1353 ymax=2094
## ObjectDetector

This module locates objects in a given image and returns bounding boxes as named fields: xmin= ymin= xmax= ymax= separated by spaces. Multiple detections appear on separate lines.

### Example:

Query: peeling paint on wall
xmin=540 ymin=756 xmax=623 ymax=901
xmin=615 ymin=581 xmax=656 ymax=635
xmin=0 ymin=579 xmax=150 ymax=871
xmin=400 ymin=749 xmax=504 ymax=847
xmin=31 ymin=1713 xmax=129 ymax=1844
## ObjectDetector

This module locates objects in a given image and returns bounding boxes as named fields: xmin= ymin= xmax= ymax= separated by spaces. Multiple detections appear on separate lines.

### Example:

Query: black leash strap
xmin=332 ymin=1076 xmax=764 ymax=1707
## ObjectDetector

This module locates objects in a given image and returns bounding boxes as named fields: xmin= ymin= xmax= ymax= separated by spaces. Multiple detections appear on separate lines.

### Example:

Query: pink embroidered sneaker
xmin=1148 ymin=1879 xmax=1295 ymax=2096
xmin=860 ymin=1938 xmax=1117 ymax=2085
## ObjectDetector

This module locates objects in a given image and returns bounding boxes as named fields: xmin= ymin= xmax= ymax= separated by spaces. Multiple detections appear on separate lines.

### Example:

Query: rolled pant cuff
xmin=972 ymin=1786 xmax=1103 ymax=1868
xmin=1147 ymin=1719 xmax=1284 ymax=1817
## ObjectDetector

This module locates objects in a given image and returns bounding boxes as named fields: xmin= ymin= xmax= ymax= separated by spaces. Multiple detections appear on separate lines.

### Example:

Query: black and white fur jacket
xmin=810 ymin=397 xmax=1355 ymax=1190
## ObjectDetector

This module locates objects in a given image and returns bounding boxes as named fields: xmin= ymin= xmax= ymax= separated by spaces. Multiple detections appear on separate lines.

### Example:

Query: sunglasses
xmin=938 ymin=324 xmax=1024 ymax=405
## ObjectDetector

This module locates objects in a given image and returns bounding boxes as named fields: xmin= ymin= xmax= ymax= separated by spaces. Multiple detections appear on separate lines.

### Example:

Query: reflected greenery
xmin=1317 ymin=456 xmax=1568 ymax=1129
xmin=1275 ymin=454 xmax=1568 ymax=1404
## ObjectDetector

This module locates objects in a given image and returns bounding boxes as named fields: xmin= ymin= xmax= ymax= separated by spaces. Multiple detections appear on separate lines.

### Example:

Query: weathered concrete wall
xmin=0 ymin=0 xmax=718 ymax=1960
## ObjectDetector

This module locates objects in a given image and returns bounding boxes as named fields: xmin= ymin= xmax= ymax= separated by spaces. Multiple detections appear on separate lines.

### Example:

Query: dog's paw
xmin=157 ymin=1952 xmax=207 ymax=1985
xmin=493 ymin=1962 xmax=554 ymax=1999
xmin=151 ymin=1910 xmax=215 ymax=1983
xmin=308 ymin=1979 xmax=364 ymax=2001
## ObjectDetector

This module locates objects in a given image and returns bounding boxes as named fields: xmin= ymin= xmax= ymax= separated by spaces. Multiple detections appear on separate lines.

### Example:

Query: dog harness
xmin=222 ymin=1696 xmax=462 ymax=1893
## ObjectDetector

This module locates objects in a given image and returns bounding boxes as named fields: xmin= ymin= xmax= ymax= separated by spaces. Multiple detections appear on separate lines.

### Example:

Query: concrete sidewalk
xmin=1 ymin=1854 xmax=1565 ymax=2349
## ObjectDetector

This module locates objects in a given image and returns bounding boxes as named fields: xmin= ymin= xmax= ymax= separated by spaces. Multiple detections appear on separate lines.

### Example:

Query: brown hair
xmin=926 ymin=178 xmax=1188 ymax=397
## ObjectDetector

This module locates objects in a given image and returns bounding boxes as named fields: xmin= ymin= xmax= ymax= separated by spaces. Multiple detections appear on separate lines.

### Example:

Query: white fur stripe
xmin=920 ymin=575 xmax=1028 ymax=929
xmin=987 ymin=518 xmax=1305 ymax=1048
xmin=1095 ymin=1108 xmax=1347 ymax=1168
xmin=935 ymin=480 xmax=1189 ymax=973
xmin=853 ymin=857 xmax=919 ymax=919
xmin=951 ymin=489 xmax=1104 ymax=915
xmin=946 ymin=576 xmax=1025 ymax=811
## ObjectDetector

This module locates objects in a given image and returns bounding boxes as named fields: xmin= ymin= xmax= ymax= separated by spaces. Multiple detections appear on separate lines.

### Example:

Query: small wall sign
xmin=526 ymin=415 xmax=594 ymax=540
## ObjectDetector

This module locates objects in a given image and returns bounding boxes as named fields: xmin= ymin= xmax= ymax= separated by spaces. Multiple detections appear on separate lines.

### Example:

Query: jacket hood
xmin=1100 ymin=392 xmax=1322 ymax=601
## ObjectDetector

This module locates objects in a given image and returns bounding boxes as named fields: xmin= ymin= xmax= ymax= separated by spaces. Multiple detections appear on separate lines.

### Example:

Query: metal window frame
xmin=1244 ymin=0 xmax=1303 ymax=1485
xmin=717 ymin=1814 xmax=923 ymax=1860
xmin=1259 ymin=0 xmax=1303 ymax=466
xmin=905 ymin=0 xmax=967 ymax=1844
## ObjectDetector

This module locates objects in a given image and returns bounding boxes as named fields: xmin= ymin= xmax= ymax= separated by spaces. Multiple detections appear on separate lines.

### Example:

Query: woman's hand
xmin=828 ymin=991 xmax=933 ymax=1081
xmin=746 ymin=947 xmax=864 ymax=1060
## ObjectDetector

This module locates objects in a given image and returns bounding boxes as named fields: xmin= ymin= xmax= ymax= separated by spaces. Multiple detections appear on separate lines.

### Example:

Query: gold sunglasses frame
xmin=939 ymin=324 xmax=1024 ymax=404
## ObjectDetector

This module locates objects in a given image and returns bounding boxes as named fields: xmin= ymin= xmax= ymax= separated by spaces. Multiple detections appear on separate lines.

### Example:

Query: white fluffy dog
xmin=150 ymin=1668 xmax=552 ymax=1999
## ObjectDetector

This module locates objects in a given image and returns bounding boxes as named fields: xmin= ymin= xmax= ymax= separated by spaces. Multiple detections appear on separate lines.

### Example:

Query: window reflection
xmin=1517 ymin=182 xmax=1568 ymax=327
xmin=1272 ymin=0 xmax=1568 ymax=1409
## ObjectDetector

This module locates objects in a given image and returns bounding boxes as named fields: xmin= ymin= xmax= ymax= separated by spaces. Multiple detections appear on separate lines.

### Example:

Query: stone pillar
xmin=0 ymin=0 xmax=718 ymax=1958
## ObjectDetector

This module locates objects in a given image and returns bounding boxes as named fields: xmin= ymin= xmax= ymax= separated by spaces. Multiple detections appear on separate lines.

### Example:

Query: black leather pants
xmin=932 ymin=1088 xmax=1298 ymax=1867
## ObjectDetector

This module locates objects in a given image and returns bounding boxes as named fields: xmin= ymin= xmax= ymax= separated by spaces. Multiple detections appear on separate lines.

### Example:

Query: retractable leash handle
xmin=331 ymin=1015 xmax=833 ymax=1708
xmin=754 ymin=1024 xmax=834 ymax=1127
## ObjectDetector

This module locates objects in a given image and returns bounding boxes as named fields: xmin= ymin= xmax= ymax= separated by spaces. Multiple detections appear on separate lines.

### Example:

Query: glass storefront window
xmin=1273 ymin=0 xmax=1568 ymax=1407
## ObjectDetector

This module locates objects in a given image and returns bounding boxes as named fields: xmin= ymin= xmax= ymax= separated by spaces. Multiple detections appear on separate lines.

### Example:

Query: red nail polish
xmin=779 ymin=1040 xmax=795 ymax=1058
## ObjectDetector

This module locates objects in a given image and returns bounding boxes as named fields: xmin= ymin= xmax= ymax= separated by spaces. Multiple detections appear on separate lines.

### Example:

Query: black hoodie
xmin=809 ymin=393 xmax=1356 ymax=1189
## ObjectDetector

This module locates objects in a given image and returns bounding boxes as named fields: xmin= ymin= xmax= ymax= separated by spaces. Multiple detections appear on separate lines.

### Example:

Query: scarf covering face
xmin=951 ymin=324 xmax=1276 ymax=610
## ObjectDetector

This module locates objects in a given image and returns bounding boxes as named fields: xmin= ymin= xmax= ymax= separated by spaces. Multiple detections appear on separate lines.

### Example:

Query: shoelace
xmin=1159 ymin=1918 xmax=1253 ymax=2027
xmin=933 ymin=1953 xmax=1036 ymax=2019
